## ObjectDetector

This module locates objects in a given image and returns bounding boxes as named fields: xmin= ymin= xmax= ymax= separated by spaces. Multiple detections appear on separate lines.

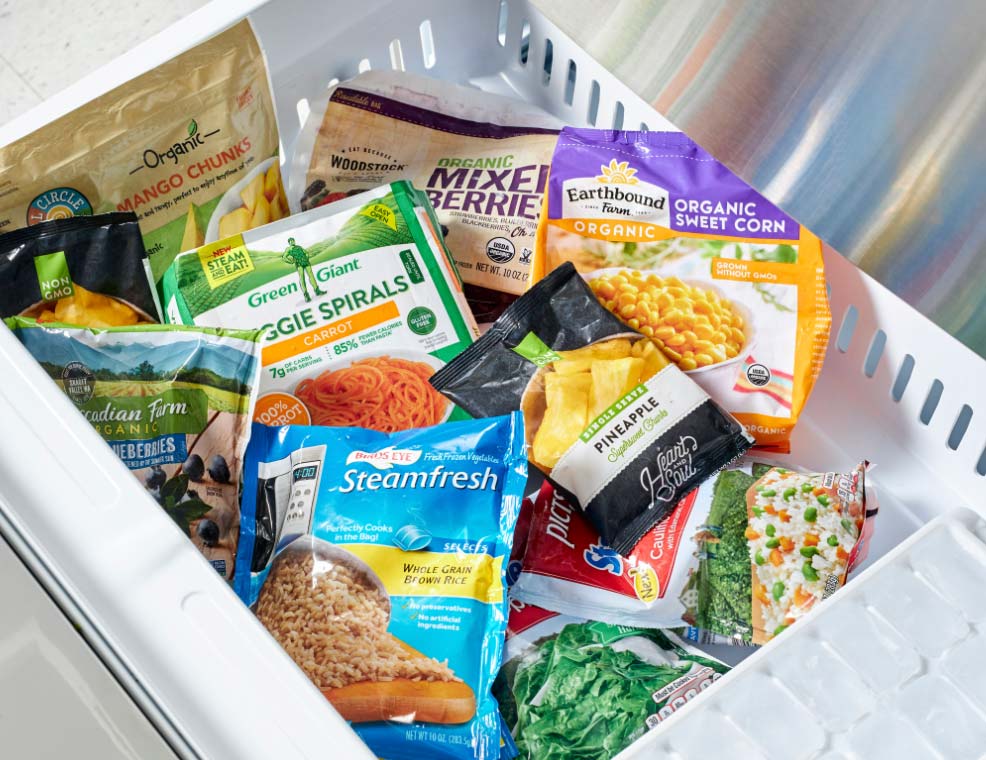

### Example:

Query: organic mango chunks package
xmin=161 ymin=181 xmax=478 ymax=432
xmin=288 ymin=70 xmax=560 ymax=323
xmin=5 ymin=318 xmax=263 ymax=580
xmin=0 ymin=20 xmax=284 ymax=282
xmin=534 ymin=129 xmax=832 ymax=452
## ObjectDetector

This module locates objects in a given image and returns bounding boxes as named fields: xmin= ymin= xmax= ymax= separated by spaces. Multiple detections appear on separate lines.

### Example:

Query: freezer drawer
xmin=2 ymin=0 xmax=986 ymax=758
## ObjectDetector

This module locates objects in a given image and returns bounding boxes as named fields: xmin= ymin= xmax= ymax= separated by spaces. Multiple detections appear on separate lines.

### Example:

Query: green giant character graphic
xmin=282 ymin=237 xmax=325 ymax=302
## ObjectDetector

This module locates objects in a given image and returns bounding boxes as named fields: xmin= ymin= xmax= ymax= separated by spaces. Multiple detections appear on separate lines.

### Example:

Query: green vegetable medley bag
xmin=495 ymin=602 xmax=729 ymax=760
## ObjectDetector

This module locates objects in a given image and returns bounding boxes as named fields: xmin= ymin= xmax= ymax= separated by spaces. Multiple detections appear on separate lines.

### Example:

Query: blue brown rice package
xmin=236 ymin=414 xmax=527 ymax=760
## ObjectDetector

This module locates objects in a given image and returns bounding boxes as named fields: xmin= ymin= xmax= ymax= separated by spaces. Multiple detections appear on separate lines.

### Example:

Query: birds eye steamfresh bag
xmin=237 ymin=414 xmax=527 ymax=760
xmin=534 ymin=129 xmax=832 ymax=452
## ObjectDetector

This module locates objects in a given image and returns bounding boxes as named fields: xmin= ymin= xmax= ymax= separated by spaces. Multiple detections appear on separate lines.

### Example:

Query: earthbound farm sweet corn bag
xmin=0 ymin=21 xmax=283 ymax=281
xmin=534 ymin=129 xmax=832 ymax=452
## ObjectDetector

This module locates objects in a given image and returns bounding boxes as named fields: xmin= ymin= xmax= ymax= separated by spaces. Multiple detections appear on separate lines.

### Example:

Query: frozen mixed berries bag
xmin=534 ymin=129 xmax=832 ymax=452
xmin=431 ymin=262 xmax=752 ymax=555
xmin=288 ymin=70 xmax=560 ymax=323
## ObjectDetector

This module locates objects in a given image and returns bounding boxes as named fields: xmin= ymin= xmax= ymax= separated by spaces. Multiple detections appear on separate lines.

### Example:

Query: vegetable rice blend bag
xmin=237 ymin=414 xmax=527 ymax=760
xmin=494 ymin=601 xmax=729 ymax=760
xmin=0 ymin=21 xmax=284 ymax=281
xmin=535 ymin=129 xmax=832 ymax=452
xmin=162 ymin=181 xmax=477 ymax=431
xmin=431 ymin=263 xmax=752 ymax=555
xmin=5 ymin=318 xmax=262 ymax=579
xmin=289 ymin=70 xmax=560 ymax=323
xmin=680 ymin=462 xmax=876 ymax=644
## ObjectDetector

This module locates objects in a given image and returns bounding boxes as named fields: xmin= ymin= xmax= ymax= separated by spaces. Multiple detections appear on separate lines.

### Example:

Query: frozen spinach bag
xmin=495 ymin=602 xmax=729 ymax=760
xmin=431 ymin=262 xmax=753 ymax=554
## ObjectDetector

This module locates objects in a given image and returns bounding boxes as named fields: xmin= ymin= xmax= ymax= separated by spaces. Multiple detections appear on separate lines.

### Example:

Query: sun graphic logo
xmin=596 ymin=159 xmax=639 ymax=185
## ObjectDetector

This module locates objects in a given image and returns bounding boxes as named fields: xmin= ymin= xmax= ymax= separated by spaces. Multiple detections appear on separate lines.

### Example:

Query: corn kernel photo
xmin=586 ymin=269 xmax=752 ymax=372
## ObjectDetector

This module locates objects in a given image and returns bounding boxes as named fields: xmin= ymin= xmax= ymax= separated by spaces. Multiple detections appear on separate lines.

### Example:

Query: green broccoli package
xmin=495 ymin=601 xmax=729 ymax=760
xmin=5 ymin=317 xmax=262 ymax=579
xmin=162 ymin=181 xmax=478 ymax=432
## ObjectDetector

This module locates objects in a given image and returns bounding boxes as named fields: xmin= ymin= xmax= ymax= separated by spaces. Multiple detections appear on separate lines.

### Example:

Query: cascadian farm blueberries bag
xmin=534 ymin=129 xmax=832 ymax=452
xmin=0 ymin=21 xmax=283 ymax=281
xmin=236 ymin=414 xmax=527 ymax=760
xmin=430 ymin=263 xmax=752 ymax=555
xmin=5 ymin=318 xmax=263 ymax=579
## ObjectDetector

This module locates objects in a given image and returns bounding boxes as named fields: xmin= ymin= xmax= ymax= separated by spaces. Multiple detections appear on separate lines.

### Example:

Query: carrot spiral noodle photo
xmin=295 ymin=355 xmax=448 ymax=433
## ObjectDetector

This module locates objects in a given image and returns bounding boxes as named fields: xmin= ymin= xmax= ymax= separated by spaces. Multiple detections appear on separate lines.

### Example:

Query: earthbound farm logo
xmin=561 ymin=159 xmax=670 ymax=228
xmin=345 ymin=447 xmax=423 ymax=470
xmin=27 ymin=187 xmax=93 ymax=225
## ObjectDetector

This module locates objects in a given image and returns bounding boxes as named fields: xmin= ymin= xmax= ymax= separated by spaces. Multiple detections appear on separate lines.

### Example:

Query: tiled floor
xmin=0 ymin=0 xmax=207 ymax=126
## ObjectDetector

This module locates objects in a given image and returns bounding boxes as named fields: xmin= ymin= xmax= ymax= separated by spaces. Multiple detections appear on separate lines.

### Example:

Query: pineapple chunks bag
xmin=0 ymin=20 xmax=282 ymax=282
xmin=431 ymin=263 xmax=753 ymax=554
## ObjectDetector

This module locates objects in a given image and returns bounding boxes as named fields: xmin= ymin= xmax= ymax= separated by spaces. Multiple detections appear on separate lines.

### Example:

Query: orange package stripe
xmin=262 ymin=300 xmax=400 ymax=366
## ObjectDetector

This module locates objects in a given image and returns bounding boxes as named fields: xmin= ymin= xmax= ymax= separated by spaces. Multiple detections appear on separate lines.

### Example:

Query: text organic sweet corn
xmin=0 ymin=21 xmax=283 ymax=282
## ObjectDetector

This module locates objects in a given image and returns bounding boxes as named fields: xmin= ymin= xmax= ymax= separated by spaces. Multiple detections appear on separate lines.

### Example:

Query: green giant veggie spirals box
xmin=162 ymin=181 xmax=478 ymax=433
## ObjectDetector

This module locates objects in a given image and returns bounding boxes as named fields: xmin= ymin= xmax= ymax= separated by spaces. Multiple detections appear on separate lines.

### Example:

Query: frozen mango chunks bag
xmin=0 ymin=21 xmax=283 ymax=281
xmin=430 ymin=263 xmax=752 ymax=555
xmin=534 ymin=129 xmax=832 ymax=452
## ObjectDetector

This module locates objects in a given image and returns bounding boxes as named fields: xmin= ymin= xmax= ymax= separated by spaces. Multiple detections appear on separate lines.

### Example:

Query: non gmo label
xmin=61 ymin=361 xmax=94 ymax=404
xmin=512 ymin=332 xmax=562 ymax=367
xmin=34 ymin=250 xmax=74 ymax=302
xmin=198 ymin=235 xmax=254 ymax=289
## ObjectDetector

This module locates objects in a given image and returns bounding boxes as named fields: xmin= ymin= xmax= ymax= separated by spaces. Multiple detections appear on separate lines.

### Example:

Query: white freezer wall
xmin=0 ymin=535 xmax=177 ymax=759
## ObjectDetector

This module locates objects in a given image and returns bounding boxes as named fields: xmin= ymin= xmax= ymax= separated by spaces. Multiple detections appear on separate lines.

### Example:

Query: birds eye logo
xmin=596 ymin=159 xmax=639 ymax=185
xmin=27 ymin=187 xmax=93 ymax=225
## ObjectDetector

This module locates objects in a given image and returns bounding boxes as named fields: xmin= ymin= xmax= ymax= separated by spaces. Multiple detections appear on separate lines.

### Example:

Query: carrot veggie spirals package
xmin=534 ymin=129 xmax=832 ymax=453
xmin=431 ymin=263 xmax=753 ymax=555
xmin=161 ymin=181 xmax=478 ymax=431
